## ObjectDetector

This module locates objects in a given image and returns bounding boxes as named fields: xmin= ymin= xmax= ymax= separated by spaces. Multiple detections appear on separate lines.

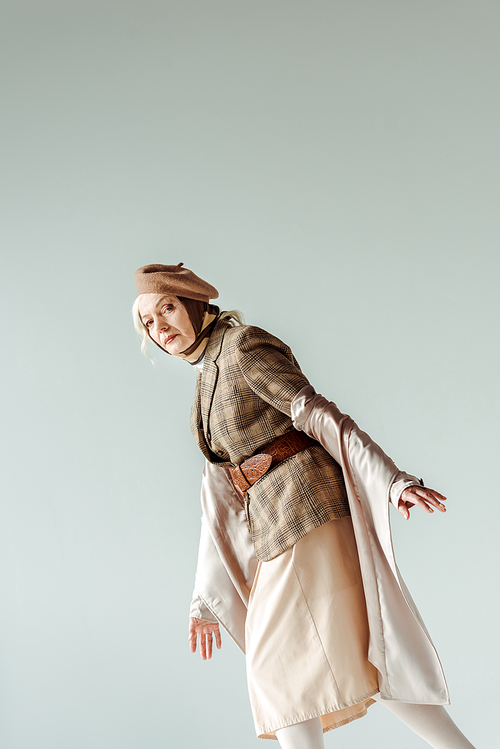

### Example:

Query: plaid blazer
xmin=190 ymin=317 xmax=350 ymax=561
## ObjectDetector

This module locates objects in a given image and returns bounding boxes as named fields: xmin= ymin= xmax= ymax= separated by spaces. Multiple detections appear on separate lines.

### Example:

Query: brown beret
xmin=134 ymin=262 xmax=219 ymax=303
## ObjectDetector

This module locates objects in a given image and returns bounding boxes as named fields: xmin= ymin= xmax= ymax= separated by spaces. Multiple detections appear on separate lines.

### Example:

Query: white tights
xmin=275 ymin=717 xmax=325 ymax=749
xmin=275 ymin=697 xmax=476 ymax=749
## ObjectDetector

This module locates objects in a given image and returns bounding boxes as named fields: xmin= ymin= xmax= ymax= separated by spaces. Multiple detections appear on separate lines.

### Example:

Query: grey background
xmin=0 ymin=1 xmax=498 ymax=747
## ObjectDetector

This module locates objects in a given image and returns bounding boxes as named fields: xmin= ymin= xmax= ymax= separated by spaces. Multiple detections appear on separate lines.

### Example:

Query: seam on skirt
xmin=248 ymin=561 xmax=262 ymax=605
xmin=290 ymin=553 xmax=341 ymax=696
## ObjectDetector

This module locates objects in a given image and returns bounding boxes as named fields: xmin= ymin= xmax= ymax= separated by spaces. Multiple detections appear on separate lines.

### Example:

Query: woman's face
xmin=138 ymin=293 xmax=196 ymax=355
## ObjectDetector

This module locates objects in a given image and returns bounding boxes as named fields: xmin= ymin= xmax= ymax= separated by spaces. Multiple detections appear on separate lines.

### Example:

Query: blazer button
xmin=216 ymin=450 xmax=224 ymax=457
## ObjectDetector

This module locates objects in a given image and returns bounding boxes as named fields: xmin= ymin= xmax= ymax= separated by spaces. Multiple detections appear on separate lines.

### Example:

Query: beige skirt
xmin=245 ymin=516 xmax=380 ymax=740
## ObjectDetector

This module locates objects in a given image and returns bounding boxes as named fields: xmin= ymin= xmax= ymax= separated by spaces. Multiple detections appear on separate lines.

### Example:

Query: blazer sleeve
xmin=234 ymin=325 xmax=310 ymax=417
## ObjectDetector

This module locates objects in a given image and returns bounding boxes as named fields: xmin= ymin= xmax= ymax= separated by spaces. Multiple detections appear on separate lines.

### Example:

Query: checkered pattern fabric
xmin=191 ymin=319 xmax=351 ymax=561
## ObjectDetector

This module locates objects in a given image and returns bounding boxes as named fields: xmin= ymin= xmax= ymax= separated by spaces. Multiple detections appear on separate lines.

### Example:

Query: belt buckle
xmin=230 ymin=454 xmax=273 ymax=497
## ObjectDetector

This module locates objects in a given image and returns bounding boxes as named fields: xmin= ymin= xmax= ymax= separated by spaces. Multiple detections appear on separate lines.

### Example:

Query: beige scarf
xmin=175 ymin=308 xmax=220 ymax=364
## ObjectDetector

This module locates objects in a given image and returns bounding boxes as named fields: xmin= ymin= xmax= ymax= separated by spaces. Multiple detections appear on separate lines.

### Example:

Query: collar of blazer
xmin=190 ymin=316 xmax=235 ymax=465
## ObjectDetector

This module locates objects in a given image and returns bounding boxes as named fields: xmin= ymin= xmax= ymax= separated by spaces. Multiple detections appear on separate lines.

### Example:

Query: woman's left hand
xmin=398 ymin=486 xmax=447 ymax=520
xmin=188 ymin=617 xmax=222 ymax=660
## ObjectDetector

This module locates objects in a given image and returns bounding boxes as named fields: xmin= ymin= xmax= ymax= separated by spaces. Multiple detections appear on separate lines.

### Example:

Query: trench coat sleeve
xmin=291 ymin=386 xmax=420 ymax=505
xmin=188 ymin=461 xmax=259 ymax=653
xmin=189 ymin=518 xmax=223 ymax=624
xmin=291 ymin=385 xmax=450 ymax=705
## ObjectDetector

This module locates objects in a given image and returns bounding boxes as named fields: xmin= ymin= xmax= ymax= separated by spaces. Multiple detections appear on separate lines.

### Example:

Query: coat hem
xmin=376 ymin=692 xmax=451 ymax=706
xmin=255 ymin=687 xmax=380 ymax=740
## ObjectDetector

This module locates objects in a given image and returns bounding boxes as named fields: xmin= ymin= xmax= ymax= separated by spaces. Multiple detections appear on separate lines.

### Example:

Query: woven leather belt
xmin=229 ymin=430 xmax=316 ymax=499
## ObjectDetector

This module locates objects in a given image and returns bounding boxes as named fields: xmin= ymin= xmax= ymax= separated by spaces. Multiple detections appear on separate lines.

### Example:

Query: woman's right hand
xmin=398 ymin=485 xmax=447 ymax=520
xmin=188 ymin=617 xmax=222 ymax=660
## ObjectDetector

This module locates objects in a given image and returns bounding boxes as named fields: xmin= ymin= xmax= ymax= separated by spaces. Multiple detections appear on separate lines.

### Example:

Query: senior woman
xmin=132 ymin=263 xmax=476 ymax=749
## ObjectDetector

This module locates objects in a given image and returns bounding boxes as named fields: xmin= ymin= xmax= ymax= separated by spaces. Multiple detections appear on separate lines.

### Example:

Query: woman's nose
xmin=153 ymin=318 xmax=169 ymax=336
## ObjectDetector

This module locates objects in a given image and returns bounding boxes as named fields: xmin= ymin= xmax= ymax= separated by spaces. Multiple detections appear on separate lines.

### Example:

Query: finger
xmin=421 ymin=491 xmax=446 ymax=510
xmin=426 ymin=489 xmax=447 ymax=501
xmin=199 ymin=634 xmax=206 ymax=660
xmin=418 ymin=495 xmax=448 ymax=513
xmin=188 ymin=621 xmax=197 ymax=653
xmin=426 ymin=491 xmax=447 ymax=511
xmin=414 ymin=496 xmax=447 ymax=515
xmin=412 ymin=496 xmax=435 ymax=513
xmin=413 ymin=488 xmax=447 ymax=511
xmin=206 ymin=632 xmax=213 ymax=660
xmin=398 ymin=501 xmax=410 ymax=520
xmin=188 ymin=617 xmax=199 ymax=640
xmin=404 ymin=490 xmax=441 ymax=513
xmin=214 ymin=628 xmax=222 ymax=649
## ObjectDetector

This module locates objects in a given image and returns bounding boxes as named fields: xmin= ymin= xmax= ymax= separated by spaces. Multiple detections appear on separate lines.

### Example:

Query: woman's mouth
xmin=164 ymin=334 xmax=177 ymax=346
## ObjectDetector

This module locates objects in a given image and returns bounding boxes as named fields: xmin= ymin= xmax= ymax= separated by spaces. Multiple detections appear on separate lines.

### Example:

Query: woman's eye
xmin=162 ymin=305 xmax=174 ymax=313
xmin=144 ymin=320 xmax=153 ymax=328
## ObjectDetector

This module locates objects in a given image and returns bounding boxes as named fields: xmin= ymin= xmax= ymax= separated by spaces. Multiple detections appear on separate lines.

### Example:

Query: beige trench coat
xmin=190 ymin=385 xmax=450 ymax=706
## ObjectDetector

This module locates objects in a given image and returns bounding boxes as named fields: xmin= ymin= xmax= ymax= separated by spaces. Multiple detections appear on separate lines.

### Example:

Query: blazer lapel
xmin=200 ymin=356 xmax=219 ymax=439
xmin=190 ymin=317 xmax=232 ymax=462
xmin=190 ymin=371 xmax=211 ymax=460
